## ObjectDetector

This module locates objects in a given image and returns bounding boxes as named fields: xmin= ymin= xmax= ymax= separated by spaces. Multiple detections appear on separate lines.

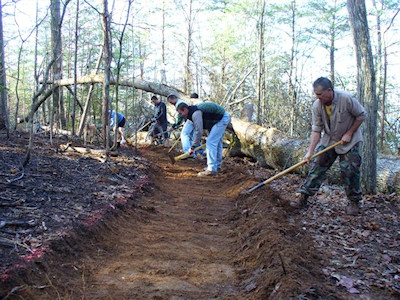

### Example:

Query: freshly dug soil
xmin=0 ymin=131 xmax=399 ymax=299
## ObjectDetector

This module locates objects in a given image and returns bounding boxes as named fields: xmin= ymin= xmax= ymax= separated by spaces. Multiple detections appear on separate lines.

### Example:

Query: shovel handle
xmin=247 ymin=141 xmax=343 ymax=193
xmin=137 ymin=121 xmax=151 ymax=132
xmin=173 ymin=143 xmax=206 ymax=162
xmin=168 ymin=135 xmax=182 ymax=153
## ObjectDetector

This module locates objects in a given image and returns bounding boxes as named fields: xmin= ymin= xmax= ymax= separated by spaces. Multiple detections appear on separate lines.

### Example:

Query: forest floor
xmin=0 ymin=130 xmax=399 ymax=299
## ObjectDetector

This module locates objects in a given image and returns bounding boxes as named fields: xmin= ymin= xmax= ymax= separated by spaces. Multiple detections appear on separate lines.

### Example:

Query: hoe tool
xmin=169 ymin=143 xmax=206 ymax=164
xmin=246 ymin=141 xmax=343 ymax=193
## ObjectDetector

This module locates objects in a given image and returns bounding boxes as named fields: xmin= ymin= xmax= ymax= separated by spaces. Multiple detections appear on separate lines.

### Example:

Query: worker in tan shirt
xmin=292 ymin=77 xmax=367 ymax=215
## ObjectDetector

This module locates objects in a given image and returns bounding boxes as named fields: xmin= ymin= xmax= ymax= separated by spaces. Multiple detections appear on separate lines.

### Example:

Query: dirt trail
xmin=85 ymin=147 xmax=247 ymax=299
xmin=1 ymin=145 xmax=345 ymax=299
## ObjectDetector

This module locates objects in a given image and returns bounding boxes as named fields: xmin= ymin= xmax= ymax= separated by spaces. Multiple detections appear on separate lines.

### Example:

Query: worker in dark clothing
xmin=150 ymin=95 xmax=169 ymax=147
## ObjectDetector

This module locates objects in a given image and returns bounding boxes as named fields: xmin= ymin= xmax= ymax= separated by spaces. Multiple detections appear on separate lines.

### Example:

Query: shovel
xmin=169 ymin=143 xmax=206 ymax=164
xmin=246 ymin=141 xmax=343 ymax=193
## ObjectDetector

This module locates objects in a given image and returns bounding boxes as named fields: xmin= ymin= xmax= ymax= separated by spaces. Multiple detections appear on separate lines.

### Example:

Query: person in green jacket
xmin=177 ymin=102 xmax=230 ymax=177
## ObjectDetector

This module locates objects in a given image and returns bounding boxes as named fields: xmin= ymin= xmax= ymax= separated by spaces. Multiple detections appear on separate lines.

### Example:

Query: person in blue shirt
xmin=109 ymin=110 xmax=126 ymax=145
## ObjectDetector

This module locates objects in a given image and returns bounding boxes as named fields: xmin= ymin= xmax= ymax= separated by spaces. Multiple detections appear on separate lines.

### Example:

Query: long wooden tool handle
xmin=174 ymin=143 xmax=206 ymax=161
xmin=137 ymin=121 xmax=151 ymax=132
xmin=247 ymin=141 xmax=343 ymax=193
xmin=168 ymin=135 xmax=182 ymax=153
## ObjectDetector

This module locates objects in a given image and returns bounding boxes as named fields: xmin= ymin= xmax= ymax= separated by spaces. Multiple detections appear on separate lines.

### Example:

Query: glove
xmin=151 ymin=117 xmax=156 ymax=122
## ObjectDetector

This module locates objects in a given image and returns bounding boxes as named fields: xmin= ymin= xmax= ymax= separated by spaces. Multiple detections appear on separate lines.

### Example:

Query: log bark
xmin=50 ymin=74 xmax=189 ymax=100
xmin=229 ymin=117 xmax=400 ymax=195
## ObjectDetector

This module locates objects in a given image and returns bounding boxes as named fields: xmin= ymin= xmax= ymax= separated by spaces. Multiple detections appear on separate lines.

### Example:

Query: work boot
xmin=345 ymin=200 xmax=360 ymax=216
xmin=290 ymin=193 xmax=309 ymax=209
xmin=198 ymin=170 xmax=217 ymax=177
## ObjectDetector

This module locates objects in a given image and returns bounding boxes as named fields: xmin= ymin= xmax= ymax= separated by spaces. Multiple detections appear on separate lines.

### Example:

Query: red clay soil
xmin=0 ymin=132 xmax=399 ymax=299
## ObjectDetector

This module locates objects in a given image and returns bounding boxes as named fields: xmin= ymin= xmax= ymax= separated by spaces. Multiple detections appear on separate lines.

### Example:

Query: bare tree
xmin=77 ymin=48 xmax=103 ymax=137
xmin=50 ymin=0 xmax=67 ymax=135
xmin=288 ymin=0 xmax=298 ymax=136
xmin=256 ymin=0 xmax=266 ymax=126
xmin=12 ymin=5 xmax=47 ymax=131
xmin=71 ymin=0 xmax=80 ymax=135
xmin=24 ymin=0 xmax=71 ymax=166
xmin=0 ymin=0 xmax=9 ymax=135
xmin=373 ymin=0 xmax=400 ymax=150
xmin=347 ymin=0 xmax=378 ymax=194
xmin=161 ymin=0 xmax=167 ymax=84
xmin=34 ymin=0 xmax=41 ymax=128
xmin=307 ymin=0 xmax=348 ymax=86
xmin=183 ymin=0 xmax=194 ymax=93
xmin=101 ymin=0 xmax=111 ymax=149
xmin=111 ymin=0 xmax=133 ymax=149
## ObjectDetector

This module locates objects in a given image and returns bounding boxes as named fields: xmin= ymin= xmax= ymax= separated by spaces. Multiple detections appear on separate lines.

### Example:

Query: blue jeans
xmin=206 ymin=112 xmax=230 ymax=172
xmin=181 ymin=121 xmax=205 ymax=158
xmin=181 ymin=121 xmax=194 ymax=154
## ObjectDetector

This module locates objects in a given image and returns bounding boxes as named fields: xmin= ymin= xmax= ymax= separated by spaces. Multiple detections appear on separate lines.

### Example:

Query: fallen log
xmin=51 ymin=74 xmax=189 ymax=100
xmin=229 ymin=118 xmax=308 ymax=171
xmin=59 ymin=143 xmax=110 ymax=163
xmin=40 ymin=125 xmax=73 ymax=136
xmin=229 ymin=117 xmax=400 ymax=194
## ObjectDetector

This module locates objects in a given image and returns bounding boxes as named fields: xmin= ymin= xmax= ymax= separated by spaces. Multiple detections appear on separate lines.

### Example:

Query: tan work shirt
xmin=311 ymin=89 xmax=367 ymax=154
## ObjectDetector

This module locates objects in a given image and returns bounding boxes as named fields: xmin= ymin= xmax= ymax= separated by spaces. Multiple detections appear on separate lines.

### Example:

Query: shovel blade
xmin=168 ymin=153 xmax=176 ymax=164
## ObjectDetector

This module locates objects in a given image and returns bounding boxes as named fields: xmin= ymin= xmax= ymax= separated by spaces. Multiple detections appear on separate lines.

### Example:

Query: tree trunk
xmin=77 ymin=48 xmax=103 ymax=137
xmin=101 ymin=0 xmax=111 ymax=149
xmin=0 ymin=2 xmax=9 ymax=134
xmin=161 ymin=0 xmax=167 ymax=85
xmin=112 ymin=0 xmax=132 ymax=149
xmin=34 ymin=0 xmax=41 ymax=128
xmin=72 ymin=0 xmax=79 ymax=136
xmin=14 ymin=45 xmax=24 ymax=130
xmin=138 ymin=38 xmax=145 ymax=102
xmin=256 ymin=0 xmax=266 ymax=126
xmin=329 ymin=0 xmax=338 ymax=85
xmin=347 ymin=0 xmax=378 ymax=194
xmin=50 ymin=0 xmax=66 ymax=130
xmin=24 ymin=0 xmax=70 ymax=167
xmin=183 ymin=0 xmax=193 ymax=93
xmin=287 ymin=0 xmax=298 ymax=136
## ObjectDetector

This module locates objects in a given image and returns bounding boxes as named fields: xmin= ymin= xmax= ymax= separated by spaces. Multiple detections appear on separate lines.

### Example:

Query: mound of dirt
xmin=0 ymin=131 xmax=399 ymax=299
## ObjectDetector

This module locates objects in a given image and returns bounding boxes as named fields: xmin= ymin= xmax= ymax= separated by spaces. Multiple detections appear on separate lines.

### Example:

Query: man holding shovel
xmin=292 ymin=77 xmax=367 ymax=215
xmin=177 ymin=102 xmax=230 ymax=177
